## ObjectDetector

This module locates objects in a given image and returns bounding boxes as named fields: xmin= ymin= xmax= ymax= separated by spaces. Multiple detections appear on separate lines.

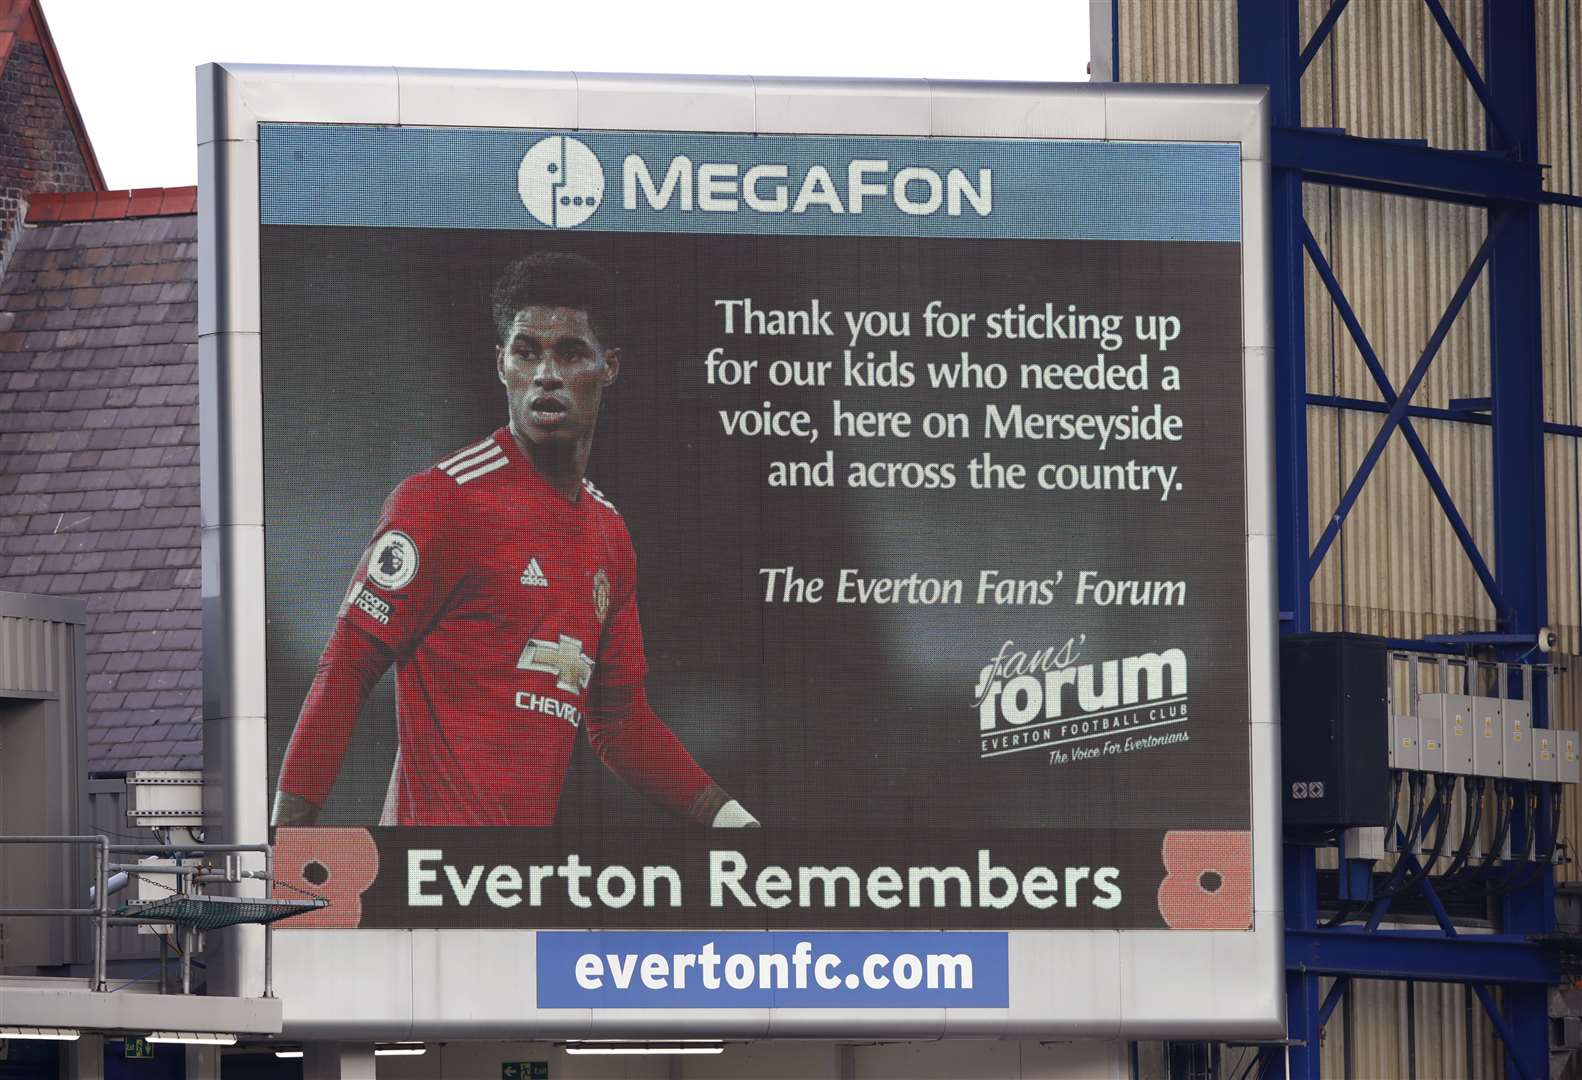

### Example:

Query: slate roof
xmin=0 ymin=205 xmax=200 ymax=770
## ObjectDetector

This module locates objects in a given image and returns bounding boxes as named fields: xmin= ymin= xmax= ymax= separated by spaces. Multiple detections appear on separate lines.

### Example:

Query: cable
xmin=107 ymin=965 xmax=170 ymax=993
xmin=1493 ymin=787 xmax=1564 ymax=895
xmin=1333 ymin=774 xmax=1430 ymax=926
xmin=1385 ymin=771 xmax=1403 ymax=842
xmin=1523 ymin=787 xmax=1541 ymax=861
xmin=1482 ymin=780 xmax=1513 ymax=871
xmin=1325 ymin=773 xmax=1412 ymax=927
xmin=1382 ymin=773 xmax=1454 ymax=897
xmin=1444 ymin=779 xmax=1515 ymax=893
xmin=1322 ymin=899 xmax=1359 ymax=929
xmin=1438 ymin=776 xmax=1484 ymax=880
xmin=90 ymin=823 xmax=170 ymax=843
xmin=1379 ymin=773 xmax=1428 ymax=895
xmin=1379 ymin=771 xmax=1449 ymax=898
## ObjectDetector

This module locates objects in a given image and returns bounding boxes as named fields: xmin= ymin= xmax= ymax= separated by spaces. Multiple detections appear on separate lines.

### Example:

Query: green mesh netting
xmin=115 ymin=895 xmax=326 ymax=930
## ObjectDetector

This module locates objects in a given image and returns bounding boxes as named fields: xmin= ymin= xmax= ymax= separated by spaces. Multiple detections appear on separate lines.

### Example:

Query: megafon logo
xmin=518 ymin=136 xmax=604 ymax=228
xmin=975 ymin=638 xmax=1190 ymax=760
xmin=623 ymin=155 xmax=992 ymax=217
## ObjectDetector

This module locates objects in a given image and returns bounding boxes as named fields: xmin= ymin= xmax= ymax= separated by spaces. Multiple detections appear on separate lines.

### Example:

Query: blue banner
xmin=535 ymin=931 xmax=1009 ymax=1008
xmin=260 ymin=125 xmax=1240 ymax=242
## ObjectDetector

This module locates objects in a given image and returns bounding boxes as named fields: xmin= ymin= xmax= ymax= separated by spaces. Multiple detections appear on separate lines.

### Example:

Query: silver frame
xmin=198 ymin=64 xmax=1280 ymax=1040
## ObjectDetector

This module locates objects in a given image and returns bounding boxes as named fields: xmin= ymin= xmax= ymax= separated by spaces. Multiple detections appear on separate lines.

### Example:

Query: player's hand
xmin=711 ymin=799 xmax=760 ymax=827
xmin=271 ymin=790 xmax=322 ymax=827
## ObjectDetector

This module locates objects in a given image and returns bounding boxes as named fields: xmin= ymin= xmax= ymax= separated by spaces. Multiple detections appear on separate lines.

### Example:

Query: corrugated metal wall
xmin=0 ymin=612 xmax=73 ymax=697
xmin=0 ymin=602 xmax=85 ymax=968
xmin=1549 ymin=663 xmax=1582 ymax=891
xmin=1536 ymin=0 xmax=1582 ymax=986
xmin=1540 ymin=0 xmax=1582 ymax=652
xmin=1116 ymin=0 xmax=1237 ymax=84
xmin=1315 ymin=977 xmax=1507 ymax=1079
xmin=1117 ymin=0 xmax=1582 ymax=1076
xmin=1302 ymin=185 xmax=1496 ymax=641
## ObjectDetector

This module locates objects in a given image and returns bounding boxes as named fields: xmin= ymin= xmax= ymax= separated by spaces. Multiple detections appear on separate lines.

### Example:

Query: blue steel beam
xmin=1239 ymin=0 xmax=1314 ymax=1072
xmin=1296 ymin=0 xmax=1352 ymax=78
xmin=1472 ymin=984 xmax=1541 ymax=1080
xmin=1282 ymin=847 xmax=1322 ymax=1080
xmin=1298 ymin=221 xmax=1506 ymax=614
xmin=1422 ymin=0 xmax=1518 ymax=150
xmin=1485 ymin=40 xmax=1547 ymax=643
xmin=1483 ymin=3 xmax=1551 ymax=1077
xmin=1284 ymin=930 xmax=1557 ymax=985
xmin=1308 ymin=393 xmax=1582 ymax=440
xmin=1316 ymin=976 xmax=1348 ymax=1028
xmin=1306 ymin=393 xmax=1488 ymax=426
xmin=1306 ymin=211 xmax=1510 ymax=583
xmin=1247 ymin=1 xmax=1559 ymax=1074
xmin=1242 ymin=2 xmax=1311 ymax=637
xmin=1271 ymin=128 xmax=1544 ymax=204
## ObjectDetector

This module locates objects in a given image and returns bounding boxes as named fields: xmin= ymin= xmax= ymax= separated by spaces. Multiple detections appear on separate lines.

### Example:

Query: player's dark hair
xmin=491 ymin=252 xmax=619 ymax=346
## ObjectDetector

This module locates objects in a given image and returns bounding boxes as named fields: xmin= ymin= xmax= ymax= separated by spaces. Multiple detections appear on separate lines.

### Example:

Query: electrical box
xmin=1280 ymin=634 xmax=1390 ymax=828
xmin=1426 ymin=692 xmax=1475 ymax=774
xmin=1535 ymin=729 xmax=1560 ymax=783
xmin=1341 ymin=826 xmax=1387 ymax=862
xmin=1418 ymin=709 xmax=1445 ymax=773
xmin=1561 ymin=732 xmax=1581 ymax=785
xmin=1472 ymin=696 xmax=1504 ymax=777
xmin=1504 ymin=700 xmax=1533 ymax=780
xmin=134 ymin=856 xmax=180 ymax=936
xmin=125 ymin=770 xmax=205 ymax=828
xmin=1390 ymin=715 xmax=1420 ymax=771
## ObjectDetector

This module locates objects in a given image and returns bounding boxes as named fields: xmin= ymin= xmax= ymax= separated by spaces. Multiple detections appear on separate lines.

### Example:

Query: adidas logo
xmin=520 ymin=558 xmax=549 ymax=587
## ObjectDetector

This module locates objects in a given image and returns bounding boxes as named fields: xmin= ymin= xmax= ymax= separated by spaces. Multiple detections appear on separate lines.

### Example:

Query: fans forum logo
xmin=975 ymin=638 xmax=1190 ymax=760
xmin=518 ymin=135 xmax=604 ymax=228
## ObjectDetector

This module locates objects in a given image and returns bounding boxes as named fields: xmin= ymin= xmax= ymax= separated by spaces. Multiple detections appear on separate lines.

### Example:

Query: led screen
xmin=259 ymin=126 xmax=1251 ymax=932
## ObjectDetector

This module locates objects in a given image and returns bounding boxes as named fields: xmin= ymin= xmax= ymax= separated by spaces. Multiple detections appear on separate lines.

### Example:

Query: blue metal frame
xmin=1482 ymin=8 xmax=1554 ymax=1078
xmin=1298 ymin=214 xmax=1510 ymax=611
xmin=1236 ymin=0 xmax=1559 ymax=1076
xmin=1271 ymin=127 xmax=1544 ymax=205
xmin=1286 ymin=929 xmax=1558 ymax=985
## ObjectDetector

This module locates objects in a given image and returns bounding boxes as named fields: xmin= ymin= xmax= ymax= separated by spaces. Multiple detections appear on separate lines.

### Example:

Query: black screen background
xmin=260 ymin=226 xmax=1248 ymax=840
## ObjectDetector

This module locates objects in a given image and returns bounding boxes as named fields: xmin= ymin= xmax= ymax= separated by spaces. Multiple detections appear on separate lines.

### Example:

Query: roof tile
xmin=1 ymin=214 xmax=200 ymax=772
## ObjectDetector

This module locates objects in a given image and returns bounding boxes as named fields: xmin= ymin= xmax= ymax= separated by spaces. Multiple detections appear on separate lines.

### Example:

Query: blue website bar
xmin=536 ymin=931 xmax=1009 ymax=1008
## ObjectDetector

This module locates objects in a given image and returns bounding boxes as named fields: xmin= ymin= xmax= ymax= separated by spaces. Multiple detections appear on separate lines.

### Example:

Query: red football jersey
xmin=321 ymin=429 xmax=683 ymax=825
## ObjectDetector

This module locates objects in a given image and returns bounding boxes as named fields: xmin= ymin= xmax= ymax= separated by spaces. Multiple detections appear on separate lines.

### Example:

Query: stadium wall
xmin=1117 ymin=1 xmax=1582 ymax=1076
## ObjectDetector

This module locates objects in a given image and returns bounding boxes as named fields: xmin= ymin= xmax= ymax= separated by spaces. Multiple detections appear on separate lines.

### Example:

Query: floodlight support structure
xmin=1214 ymin=0 xmax=1556 ymax=1077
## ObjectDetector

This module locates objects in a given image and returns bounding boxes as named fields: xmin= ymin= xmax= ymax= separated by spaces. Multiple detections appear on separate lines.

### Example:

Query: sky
xmin=41 ymin=0 xmax=1092 ymax=191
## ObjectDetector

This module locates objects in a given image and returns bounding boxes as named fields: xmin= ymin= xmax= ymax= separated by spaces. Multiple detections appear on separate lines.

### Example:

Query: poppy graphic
xmin=272 ymin=828 xmax=379 ymax=928
xmin=1156 ymin=830 xmax=1253 ymax=929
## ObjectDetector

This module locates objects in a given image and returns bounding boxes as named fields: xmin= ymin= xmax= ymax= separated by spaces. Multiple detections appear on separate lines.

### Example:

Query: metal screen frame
xmin=197 ymin=63 xmax=1281 ymax=1040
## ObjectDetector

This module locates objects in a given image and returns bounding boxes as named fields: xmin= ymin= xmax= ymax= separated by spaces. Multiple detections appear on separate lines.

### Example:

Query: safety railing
xmin=0 ymin=835 xmax=323 ymax=996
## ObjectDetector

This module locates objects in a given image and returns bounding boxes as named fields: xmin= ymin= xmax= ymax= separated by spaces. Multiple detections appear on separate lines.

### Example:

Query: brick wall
xmin=0 ymin=39 xmax=93 ymax=273
xmin=0 ymin=214 xmax=200 ymax=770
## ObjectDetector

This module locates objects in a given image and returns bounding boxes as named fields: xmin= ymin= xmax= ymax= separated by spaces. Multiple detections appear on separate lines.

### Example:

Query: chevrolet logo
xmin=516 ymin=634 xmax=594 ymax=693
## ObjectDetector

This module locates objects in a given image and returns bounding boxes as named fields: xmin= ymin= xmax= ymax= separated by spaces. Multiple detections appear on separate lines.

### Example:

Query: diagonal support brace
xmin=1298 ymin=220 xmax=1506 ymax=615
xmin=1471 ymin=983 xmax=1539 ymax=1080
xmin=1306 ymin=209 xmax=1510 ymax=580
xmin=1421 ymin=0 xmax=1519 ymax=151
xmin=1297 ymin=0 xmax=1353 ymax=78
